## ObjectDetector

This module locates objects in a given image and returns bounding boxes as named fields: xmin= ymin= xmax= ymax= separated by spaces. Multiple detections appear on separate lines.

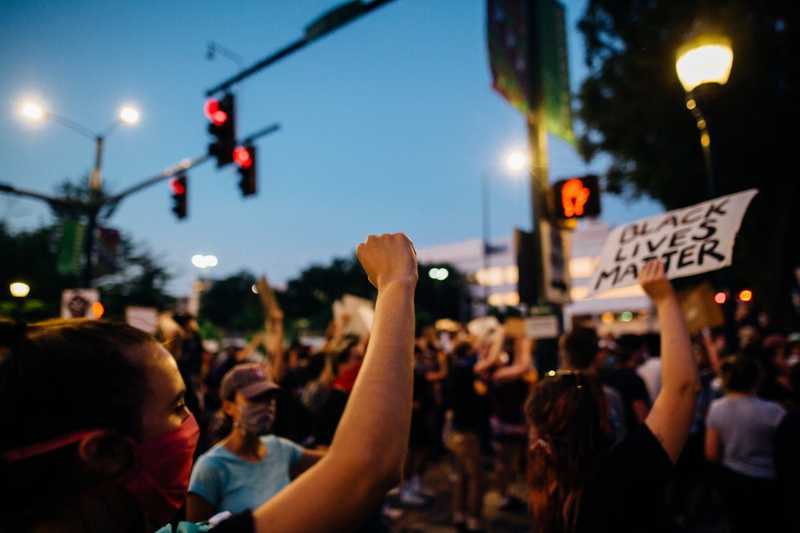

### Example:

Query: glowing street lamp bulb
xmin=504 ymin=150 xmax=530 ymax=173
xmin=191 ymin=254 xmax=205 ymax=268
xmin=19 ymin=100 xmax=46 ymax=122
xmin=206 ymin=255 xmax=218 ymax=268
xmin=118 ymin=105 xmax=141 ymax=125
xmin=9 ymin=281 xmax=30 ymax=298
xmin=251 ymin=284 xmax=259 ymax=294
xmin=676 ymin=41 xmax=733 ymax=93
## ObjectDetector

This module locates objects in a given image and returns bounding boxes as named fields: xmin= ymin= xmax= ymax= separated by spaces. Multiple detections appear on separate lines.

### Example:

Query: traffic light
xmin=204 ymin=93 xmax=236 ymax=167
xmin=552 ymin=175 xmax=601 ymax=221
xmin=170 ymin=172 xmax=188 ymax=219
xmin=234 ymin=145 xmax=257 ymax=197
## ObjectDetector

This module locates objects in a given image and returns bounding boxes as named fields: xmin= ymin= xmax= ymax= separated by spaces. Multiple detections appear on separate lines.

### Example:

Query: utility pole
xmin=205 ymin=0 xmax=397 ymax=96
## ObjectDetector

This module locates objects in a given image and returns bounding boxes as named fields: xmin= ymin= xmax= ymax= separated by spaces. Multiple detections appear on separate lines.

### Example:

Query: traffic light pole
xmin=205 ymin=0 xmax=397 ymax=96
xmin=1 ymin=122 xmax=281 ymax=287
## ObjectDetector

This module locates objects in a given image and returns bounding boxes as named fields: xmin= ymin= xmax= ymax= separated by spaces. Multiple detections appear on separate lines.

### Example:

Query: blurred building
xmin=416 ymin=220 xmax=655 ymax=335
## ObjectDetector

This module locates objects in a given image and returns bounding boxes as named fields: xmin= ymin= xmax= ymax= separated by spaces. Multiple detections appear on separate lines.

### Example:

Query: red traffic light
xmin=714 ymin=291 xmax=727 ymax=305
xmin=234 ymin=146 xmax=253 ymax=169
xmin=204 ymin=98 xmax=228 ymax=126
xmin=738 ymin=289 xmax=753 ymax=302
xmin=170 ymin=177 xmax=186 ymax=195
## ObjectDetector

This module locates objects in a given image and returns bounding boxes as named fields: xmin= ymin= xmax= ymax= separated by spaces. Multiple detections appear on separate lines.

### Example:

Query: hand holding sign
xmin=638 ymin=259 xmax=674 ymax=303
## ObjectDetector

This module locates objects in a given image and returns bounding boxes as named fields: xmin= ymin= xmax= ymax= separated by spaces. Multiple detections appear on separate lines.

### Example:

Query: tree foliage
xmin=576 ymin=0 xmax=799 ymax=323
xmin=0 ymin=220 xmax=173 ymax=321
xmin=199 ymin=271 xmax=265 ymax=333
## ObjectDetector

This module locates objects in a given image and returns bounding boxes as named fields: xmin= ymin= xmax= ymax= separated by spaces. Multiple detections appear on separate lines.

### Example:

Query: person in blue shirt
xmin=187 ymin=363 xmax=325 ymax=520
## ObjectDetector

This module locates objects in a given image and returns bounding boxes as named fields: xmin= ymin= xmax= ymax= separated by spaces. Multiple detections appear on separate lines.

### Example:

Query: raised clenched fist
xmin=356 ymin=233 xmax=418 ymax=291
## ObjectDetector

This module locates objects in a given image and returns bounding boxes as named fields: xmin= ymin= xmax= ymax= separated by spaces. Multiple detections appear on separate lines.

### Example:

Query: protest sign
xmin=126 ymin=306 xmax=158 ymax=334
xmin=589 ymin=189 xmax=758 ymax=295
xmin=678 ymin=282 xmax=725 ymax=335
xmin=333 ymin=294 xmax=374 ymax=338
xmin=61 ymin=289 xmax=100 ymax=319
xmin=525 ymin=315 xmax=559 ymax=339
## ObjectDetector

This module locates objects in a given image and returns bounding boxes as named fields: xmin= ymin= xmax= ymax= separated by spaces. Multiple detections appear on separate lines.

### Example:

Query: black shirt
xmin=449 ymin=355 xmax=484 ymax=432
xmin=576 ymin=424 xmax=674 ymax=533
xmin=605 ymin=368 xmax=651 ymax=428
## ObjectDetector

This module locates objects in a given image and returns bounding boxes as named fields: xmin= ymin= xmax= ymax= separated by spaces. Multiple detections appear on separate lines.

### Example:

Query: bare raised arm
xmin=251 ymin=233 xmax=418 ymax=532
xmin=641 ymin=260 xmax=698 ymax=463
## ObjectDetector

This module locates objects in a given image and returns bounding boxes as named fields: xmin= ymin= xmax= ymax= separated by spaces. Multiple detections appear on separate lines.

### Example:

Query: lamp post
xmin=675 ymin=32 xmax=733 ymax=198
xmin=481 ymin=148 xmax=529 ymax=308
xmin=18 ymin=99 xmax=141 ymax=191
xmin=9 ymin=281 xmax=30 ymax=320
xmin=17 ymin=98 xmax=141 ymax=286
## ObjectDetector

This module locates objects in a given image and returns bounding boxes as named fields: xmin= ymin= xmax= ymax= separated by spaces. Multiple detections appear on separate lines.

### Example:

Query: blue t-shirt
xmin=189 ymin=435 xmax=304 ymax=514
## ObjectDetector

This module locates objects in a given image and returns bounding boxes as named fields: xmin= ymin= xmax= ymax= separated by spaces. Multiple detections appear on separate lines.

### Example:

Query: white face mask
xmin=237 ymin=400 xmax=276 ymax=435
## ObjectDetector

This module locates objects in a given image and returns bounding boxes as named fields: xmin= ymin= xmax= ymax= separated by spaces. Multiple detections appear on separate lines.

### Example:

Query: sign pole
xmin=528 ymin=110 xmax=550 ymax=307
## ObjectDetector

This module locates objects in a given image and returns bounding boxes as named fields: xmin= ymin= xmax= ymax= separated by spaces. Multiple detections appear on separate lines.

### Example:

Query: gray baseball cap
xmin=220 ymin=363 xmax=280 ymax=401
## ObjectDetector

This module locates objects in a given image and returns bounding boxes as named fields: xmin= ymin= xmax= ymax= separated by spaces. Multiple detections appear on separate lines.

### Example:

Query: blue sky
xmin=0 ymin=0 xmax=661 ymax=293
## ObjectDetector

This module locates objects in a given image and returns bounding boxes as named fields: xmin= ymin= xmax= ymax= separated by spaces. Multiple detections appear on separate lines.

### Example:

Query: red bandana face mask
xmin=3 ymin=414 xmax=200 ymax=526
xmin=122 ymin=414 xmax=200 ymax=524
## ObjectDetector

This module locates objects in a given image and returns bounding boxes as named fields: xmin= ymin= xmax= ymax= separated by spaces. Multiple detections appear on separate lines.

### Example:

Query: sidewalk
xmin=385 ymin=460 xmax=530 ymax=533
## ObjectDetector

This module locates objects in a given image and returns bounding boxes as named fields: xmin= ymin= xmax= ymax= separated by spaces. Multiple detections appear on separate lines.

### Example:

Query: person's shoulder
xmin=756 ymin=397 xmax=787 ymax=418
xmin=708 ymin=395 xmax=730 ymax=411
xmin=195 ymin=443 xmax=233 ymax=468
xmin=263 ymin=434 xmax=300 ymax=451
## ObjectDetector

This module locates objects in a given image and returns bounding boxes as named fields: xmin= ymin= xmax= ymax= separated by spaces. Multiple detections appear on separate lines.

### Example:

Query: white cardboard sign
xmin=61 ymin=289 xmax=100 ymax=319
xmin=125 ymin=306 xmax=159 ymax=334
xmin=590 ymin=189 xmax=758 ymax=295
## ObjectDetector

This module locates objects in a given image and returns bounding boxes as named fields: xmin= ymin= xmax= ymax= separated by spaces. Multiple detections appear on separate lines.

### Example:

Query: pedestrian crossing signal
xmin=552 ymin=175 xmax=601 ymax=220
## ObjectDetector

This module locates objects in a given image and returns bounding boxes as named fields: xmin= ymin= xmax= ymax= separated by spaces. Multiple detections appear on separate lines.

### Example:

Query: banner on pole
xmin=589 ymin=189 xmax=758 ymax=296
xmin=487 ymin=0 xmax=573 ymax=143
xmin=57 ymin=220 xmax=85 ymax=276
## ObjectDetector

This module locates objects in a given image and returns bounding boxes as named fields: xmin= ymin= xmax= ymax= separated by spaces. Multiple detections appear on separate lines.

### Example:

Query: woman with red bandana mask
xmin=186 ymin=364 xmax=324 ymax=521
xmin=0 ymin=232 xmax=418 ymax=533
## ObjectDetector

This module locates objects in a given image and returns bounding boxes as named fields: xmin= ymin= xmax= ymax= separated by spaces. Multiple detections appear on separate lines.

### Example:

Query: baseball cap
xmin=220 ymin=363 xmax=280 ymax=402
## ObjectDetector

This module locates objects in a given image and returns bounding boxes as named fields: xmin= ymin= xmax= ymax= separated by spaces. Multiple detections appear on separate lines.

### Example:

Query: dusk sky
xmin=0 ymin=0 xmax=662 ymax=293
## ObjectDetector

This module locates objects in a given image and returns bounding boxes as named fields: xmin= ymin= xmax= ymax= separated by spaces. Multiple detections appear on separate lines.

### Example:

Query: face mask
xmin=237 ymin=401 xmax=276 ymax=435
xmin=122 ymin=414 xmax=200 ymax=525
xmin=3 ymin=413 xmax=199 ymax=526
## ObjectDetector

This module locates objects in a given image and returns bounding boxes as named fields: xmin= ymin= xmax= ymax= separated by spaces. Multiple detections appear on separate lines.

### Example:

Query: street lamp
xmin=191 ymin=254 xmax=218 ymax=270
xmin=16 ymin=97 xmax=142 ymax=190
xmin=481 ymin=147 xmax=530 ymax=307
xmin=675 ymin=32 xmax=733 ymax=198
xmin=9 ymin=281 xmax=30 ymax=298
xmin=9 ymin=281 xmax=30 ymax=320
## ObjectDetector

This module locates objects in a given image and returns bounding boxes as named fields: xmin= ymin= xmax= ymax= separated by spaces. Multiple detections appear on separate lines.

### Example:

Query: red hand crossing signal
xmin=205 ymin=93 xmax=236 ymax=167
xmin=552 ymin=175 xmax=601 ymax=221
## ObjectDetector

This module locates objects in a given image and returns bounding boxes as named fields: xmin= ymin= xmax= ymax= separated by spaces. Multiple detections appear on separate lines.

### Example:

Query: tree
xmin=0 ymin=220 xmax=174 ymax=321
xmin=577 ymin=0 xmax=799 ymax=325
xmin=200 ymin=271 xmax=265 ymax=333
xmin=276 ymin=256 xmax=471 ymax=333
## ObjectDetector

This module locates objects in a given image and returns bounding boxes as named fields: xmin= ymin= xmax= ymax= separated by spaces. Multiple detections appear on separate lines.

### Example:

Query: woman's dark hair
xmin=562 ymin=327 xmax=599 ymax=370
xmin=525 ymin=372 xmax=610 ymax=533
xmin=0 ymin=319 xmax=157 ymax=525
xmin=720 ymin=354 xmax=762 ymax=392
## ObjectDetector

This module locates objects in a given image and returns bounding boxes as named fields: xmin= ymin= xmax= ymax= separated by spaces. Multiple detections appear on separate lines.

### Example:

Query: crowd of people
xmin=1 ymin=232 xmax=798 ymax=532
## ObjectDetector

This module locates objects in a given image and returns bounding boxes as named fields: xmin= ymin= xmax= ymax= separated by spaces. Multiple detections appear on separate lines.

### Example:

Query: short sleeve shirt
xmin=576 ymin=424 xmax=674 ymax=533
xmin=189 ymin=435 xmax=304 ymax=515
xmin=706 ymin=395 xmax=786 ymax=479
